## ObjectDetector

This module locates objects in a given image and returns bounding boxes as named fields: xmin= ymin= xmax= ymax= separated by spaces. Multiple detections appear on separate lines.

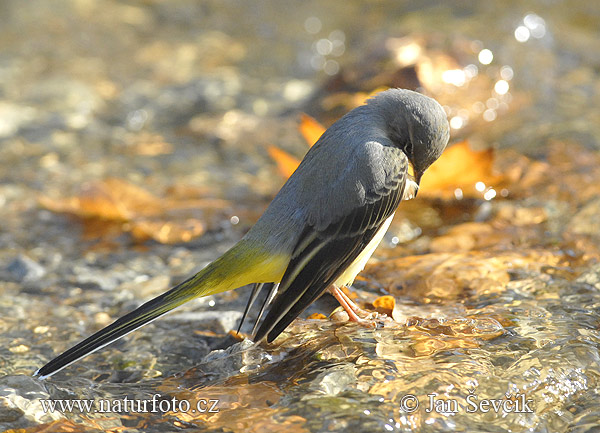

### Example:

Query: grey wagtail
xmin=34 ymin=88 xmax=450 ymax=379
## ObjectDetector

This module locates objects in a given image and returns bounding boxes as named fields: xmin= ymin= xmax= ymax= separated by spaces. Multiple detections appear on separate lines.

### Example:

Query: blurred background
xmin=1 ymin=1 xmax=600 ymax=432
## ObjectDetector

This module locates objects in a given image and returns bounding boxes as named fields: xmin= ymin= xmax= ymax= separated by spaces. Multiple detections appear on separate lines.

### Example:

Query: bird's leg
xmin=328 ymin=284 xmax=379 ymax=324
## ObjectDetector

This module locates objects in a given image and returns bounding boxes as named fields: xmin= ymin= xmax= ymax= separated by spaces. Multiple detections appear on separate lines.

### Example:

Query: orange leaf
xmin=419 ymin=140 xmax=501 ymax=197
xmin=307 ymin=313 xmax=327 ymax=320
xmin=373 ymin=295 xmax=396 ymax=314
xmin=38 ymin=178 xmax=162 ymax=221
xmin=38 ymin=178 xmax=219 ymax=244
xmin=267 ymin=145 xmax=301 ymax=178
xmin=268 ymin=114 xmax=325 ymax=179
xmin=229 ymin=329 xmax=246 ymax=340
xmin=298 ymin=113 xmax=326 ymax=146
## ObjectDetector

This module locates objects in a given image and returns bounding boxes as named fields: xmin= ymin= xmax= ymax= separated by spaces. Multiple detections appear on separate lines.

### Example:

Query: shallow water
xmin=1 ymin=1 xmax=600 ymax=432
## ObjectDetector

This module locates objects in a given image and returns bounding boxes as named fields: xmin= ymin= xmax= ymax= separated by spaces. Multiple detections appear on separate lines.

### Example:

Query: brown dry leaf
xmin=39 ymin=178 xmax=230 ymax=244
xmin=419 ymin=140 xmax=502 ymax=197
xmin=428 ymin=219 xmax=548 ymax=253
xmin=39 ymin=178 xmax=162 ymax=221
xmin=267 ymin=145 xmax=301 ymax=179
xmin=495 ymin=206 xmax=547 ymax=226
xmin=298 ymin=113 xmax=325 ymax=146
xmin=406 ymin=316 xmax=505 ymax=340
xmin=410 ymin=334 xmax=479 ymax=356
xmin=424 ymin=204 xmax=552 ymax=253
xmin=373 ymin=295 xmax=396 ymax=316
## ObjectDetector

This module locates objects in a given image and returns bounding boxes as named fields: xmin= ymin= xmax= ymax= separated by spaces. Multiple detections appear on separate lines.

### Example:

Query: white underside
xmin=334 ymin=212 xmax=395 ymax=287
xmin=332 ymin=178 xmax=419 ymax=288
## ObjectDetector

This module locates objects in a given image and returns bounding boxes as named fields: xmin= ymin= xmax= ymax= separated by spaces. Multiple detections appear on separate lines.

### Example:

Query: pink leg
xmin=328 ymin=285 xmax=379 ymax=325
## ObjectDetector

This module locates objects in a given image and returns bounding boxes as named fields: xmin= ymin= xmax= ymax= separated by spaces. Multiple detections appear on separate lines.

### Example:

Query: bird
xmin=34 ymin=88 xmax=450 ymax=379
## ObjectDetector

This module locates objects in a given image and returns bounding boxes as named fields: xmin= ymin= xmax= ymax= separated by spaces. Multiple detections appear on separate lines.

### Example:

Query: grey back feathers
xmin=245 ymin=88 xmax=449 ymax=250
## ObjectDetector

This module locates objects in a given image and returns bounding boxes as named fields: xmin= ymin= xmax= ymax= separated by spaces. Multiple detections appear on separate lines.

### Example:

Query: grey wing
xmin=254 ymin=143 xmax=409 ymax=342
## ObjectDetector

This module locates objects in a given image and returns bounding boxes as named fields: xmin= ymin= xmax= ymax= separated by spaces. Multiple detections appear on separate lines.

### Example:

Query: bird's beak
xmin=414 ymin=171 xmax=422 ymax=197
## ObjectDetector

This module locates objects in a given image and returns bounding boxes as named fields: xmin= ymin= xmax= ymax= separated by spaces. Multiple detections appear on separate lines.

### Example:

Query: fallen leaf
xmin=406 ymin=317 xmax=505 ymax=356
xmin=307 ymin=313 xmax=327 ymax=320
xmin=39 ymin=178 xmax=231 ymax=244
xmin=428 ymin=221 xmax=496 ymax=252
xmin=419 ymin=140 xmax=502 ymax=197
xmin=373 ymin=295 xmax=396 ymax=316
xmin=39 ymin=178 xmax=162 ymax=220
xmin=298 ymin=113 xmax=325 ymax=146
xmin=267 ymin=146 xmax=301 ymax=179
xmin=267 ymin=114 xmax=325 ymax=179
xmin=229 ymin=330 xmax=246 ymax=340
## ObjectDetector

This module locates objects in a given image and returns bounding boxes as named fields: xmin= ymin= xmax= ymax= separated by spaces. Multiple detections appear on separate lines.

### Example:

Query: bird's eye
xmin=404 ymin=141 xmax=413 ymax=156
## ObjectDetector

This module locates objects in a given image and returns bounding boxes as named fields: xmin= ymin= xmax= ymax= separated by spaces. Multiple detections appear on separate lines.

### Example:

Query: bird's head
xmin=371 ymin=89 xmax=450 ymax=188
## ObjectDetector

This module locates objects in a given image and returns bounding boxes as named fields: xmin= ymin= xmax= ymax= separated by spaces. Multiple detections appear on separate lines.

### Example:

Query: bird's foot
xmin=328 ymin=285 xmax=386 ymax=328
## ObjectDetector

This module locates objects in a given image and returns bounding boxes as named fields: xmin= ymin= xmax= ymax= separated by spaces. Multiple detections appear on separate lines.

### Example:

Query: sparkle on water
xmin=478 ymin=48 xmax=493 ymax=65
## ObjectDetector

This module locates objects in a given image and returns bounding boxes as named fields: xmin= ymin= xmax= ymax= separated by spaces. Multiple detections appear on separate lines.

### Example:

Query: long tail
xmin=34 ymin=240 xmax=287 ymax=379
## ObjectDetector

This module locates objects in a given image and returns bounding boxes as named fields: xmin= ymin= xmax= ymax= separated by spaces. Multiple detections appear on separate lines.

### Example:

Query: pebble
xmin=5 ymin=255 xmax=46 ymax=283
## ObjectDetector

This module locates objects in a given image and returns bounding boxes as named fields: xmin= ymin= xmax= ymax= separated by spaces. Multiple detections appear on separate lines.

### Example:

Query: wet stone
xmin=193 ymin=339 xmax=255 ymax=378
xmin=311 ymin=364 xmax=358 ymax=396
xmin=0 ymin=397 xmax=24 ymax=424
xmin=575 ymin=265 xmax=600 ymax=291
xmin=4 ymin=255 xmax=46 ymax=283
xmin=0 ymin=376 xmax=61 ymax=427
